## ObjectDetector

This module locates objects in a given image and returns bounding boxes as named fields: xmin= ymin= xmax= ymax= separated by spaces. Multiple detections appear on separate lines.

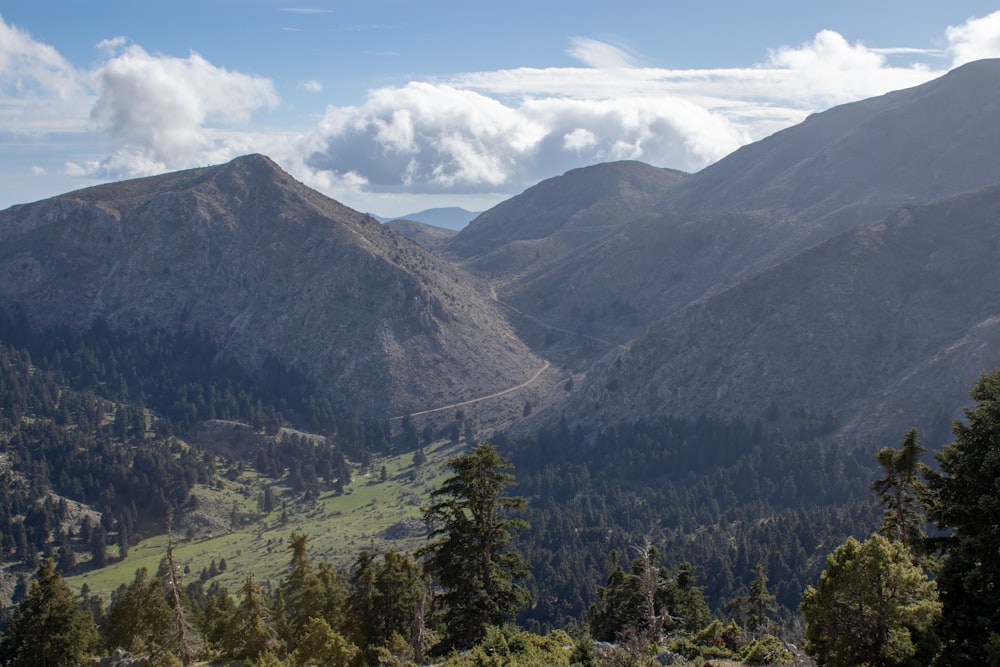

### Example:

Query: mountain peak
xmin=219 ymin=153 xmax=284 ymax=176
xmin=0 ymin=157 xmax=543 ymax=417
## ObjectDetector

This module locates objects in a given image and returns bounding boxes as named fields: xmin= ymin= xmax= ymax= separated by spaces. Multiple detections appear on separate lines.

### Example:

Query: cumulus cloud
xmin=87 ymin=44 xmax=279 ymax=176
xmin=947 ymin=10 xmax=1000 ymax=66
xmin=297 ymin=29 xmax=946 ymax=198
xmin=300 ymin=79 xmax=323 ymax=92
xmin=302 ymin=82 xmax=547 ymax=193
xmin=759 ymin=30 xmax=937 ymax=108
xmin=0 ymin=15 xmax=279 ymax=181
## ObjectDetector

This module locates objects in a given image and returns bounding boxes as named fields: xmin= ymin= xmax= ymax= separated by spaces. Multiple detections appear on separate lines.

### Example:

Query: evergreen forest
xmin=0 ymin=317 xmax=997 ymax=666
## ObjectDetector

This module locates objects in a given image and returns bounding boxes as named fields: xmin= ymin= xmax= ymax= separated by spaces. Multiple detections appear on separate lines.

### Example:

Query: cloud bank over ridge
xmin=3 ymin=11 xmax=1000 ymax=213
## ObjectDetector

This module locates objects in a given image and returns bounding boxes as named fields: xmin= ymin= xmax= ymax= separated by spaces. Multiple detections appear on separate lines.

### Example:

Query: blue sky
xmin=2 ymin=2 xmax=999 ymax=215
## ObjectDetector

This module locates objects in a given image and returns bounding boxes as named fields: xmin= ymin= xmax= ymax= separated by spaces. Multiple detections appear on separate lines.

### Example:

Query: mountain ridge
xmin=0 ymin=154 xmax=544 ymax=418
xmin=557 ymin=183 xmax=1000 ymax=442
xmin=501 ymin=59 xmax=1000 ymax=348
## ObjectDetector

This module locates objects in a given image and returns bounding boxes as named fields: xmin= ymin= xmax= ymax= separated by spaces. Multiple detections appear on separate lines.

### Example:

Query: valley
xmin=2 ymin=59 xmax=1000 ymax=666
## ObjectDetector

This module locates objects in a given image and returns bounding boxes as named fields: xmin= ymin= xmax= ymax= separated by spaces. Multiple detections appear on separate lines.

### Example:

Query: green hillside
xmin=65 ymin=438 xmax=465 ymax=599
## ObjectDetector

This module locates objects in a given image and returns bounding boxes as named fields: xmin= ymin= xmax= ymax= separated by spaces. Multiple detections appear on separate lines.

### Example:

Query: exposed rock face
xmin=0 ymin=155 xmax=542 ymax=415
xmin=186 ymin=419 xmax=278 ymax=459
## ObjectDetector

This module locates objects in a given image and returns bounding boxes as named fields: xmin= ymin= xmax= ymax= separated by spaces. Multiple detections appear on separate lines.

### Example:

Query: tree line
xmin=3 ymin=307 xmax=1000 ymax=666
xmin=0 ymin=443 xmax=796 ymax=666
xmin=0 ymin=319 xmax=386 ymax=574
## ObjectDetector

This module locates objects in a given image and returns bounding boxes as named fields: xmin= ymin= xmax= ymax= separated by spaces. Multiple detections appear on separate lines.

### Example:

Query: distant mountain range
xmin=377 ymin=207 xmax=480 ymax=230
xmin=4 ymin=59 xmax=1000 ymax=441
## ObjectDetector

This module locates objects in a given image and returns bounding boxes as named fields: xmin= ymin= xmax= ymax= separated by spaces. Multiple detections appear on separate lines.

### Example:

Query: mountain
xmin=502 ymin=59 xmax=1000 ymax=346
xmin=0 ymin=154 xmax=542 ymax=416
xmin=384 ymin=218 xmax=458 ymax=253
xmin=384 ymin=206 xmax=479 ymax=230
xmin=445 ymin=161 xmax=688 ymax=277
xmin=562 ymin=183 xmax=1000 ymax=442
xmin=663 ymin=58 xmax=1000 ymax=223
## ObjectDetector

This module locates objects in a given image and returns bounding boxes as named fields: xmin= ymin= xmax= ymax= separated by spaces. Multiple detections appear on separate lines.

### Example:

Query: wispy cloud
xmin=299 ymin=79 xmax=323 ymax=92
xmin=567 ymin=37 xmax=639 ymax=68
xmin=0 ymin=17 xmax=91 ymax=132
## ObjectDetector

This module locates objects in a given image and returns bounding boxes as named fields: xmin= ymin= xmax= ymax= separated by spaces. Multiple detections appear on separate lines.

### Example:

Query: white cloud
xmin=0 ymin=15 xmax=280 ymax=182
xmin=297 ymin=30 xmax=947 ymax=199
xmin=0 ymin=16 xmax=91 ymax=132
xmin=300 ymin=79 xmax=323 ymax=92
xmin=567 ymin=37 xmax=638 ymax=68
xmin=88 ymin=44 xmax=279 ymax=176
xmin=757 ymin=30 xmax=937 ymax=108
xmin=946 ymin=10 xmax=1000 ymax=66
xmin=96 ymin=36 xmax=128 ymax=54
xmin=302 ymin=82 xmax=548 ymax=193
xmin=563 ymin=128 xmax=598 ymax=152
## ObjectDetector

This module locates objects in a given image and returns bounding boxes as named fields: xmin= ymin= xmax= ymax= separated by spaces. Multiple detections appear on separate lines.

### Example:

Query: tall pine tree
xmin=871 ymin=428 xmax=929 ymax=553
xmin=420 ymin=443 xmax=529 ymax=650
xmin=0 ymin=559 xmax=98 ymax=666
xmin=925 ymin=369 xmax=1000 ymax=666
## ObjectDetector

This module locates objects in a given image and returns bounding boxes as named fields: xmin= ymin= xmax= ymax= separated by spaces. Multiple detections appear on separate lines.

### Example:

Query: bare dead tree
xmin=164 ymin=511 xmax=201 ymax=664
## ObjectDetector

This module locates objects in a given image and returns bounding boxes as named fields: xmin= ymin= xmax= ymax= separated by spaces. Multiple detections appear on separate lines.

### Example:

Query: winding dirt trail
xmin=390 ymin=360 xmax=551 ymax=421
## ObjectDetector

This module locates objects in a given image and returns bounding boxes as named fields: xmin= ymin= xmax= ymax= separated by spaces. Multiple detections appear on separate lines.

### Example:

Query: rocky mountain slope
xmin=445 ymin=161 xmax=687 ymax=278
xmin=503 ymin=59 xmax=1000 ymax=347
xmin=383 ymin=218 xmax=458 ymax=253
xmin=562 ymin=183 xmax=1000 ymax=443
xmin=5 ymin=62 xmax=1000 ymax=441
xmin=0 ymin=154 xmax=542 ymax=416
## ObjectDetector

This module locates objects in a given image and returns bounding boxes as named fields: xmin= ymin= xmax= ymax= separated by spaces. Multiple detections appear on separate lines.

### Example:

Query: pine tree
xmin=90 ymin=523 xmax=107 ymax=568
xmin=163 ymin=528 xmax=201 ymax=664
xmin=348 ymin=549 xmax=428 ymax=661
xmin=288 ymin=617 xmax=359 ymax=667
xmin=871 ymin=428 xmax=928 ymax=552
xmin=222 ymin=574 xmax=280 ymax=663
xmin=278 ymin=532 xmax=348 ymax=652
xmin=279 ymin=532 xmax=321 ymax=648
xmin=746 ymin=563 xmax=777 ymax=638
xmin=0 ymin=559 xmax=98 ymax=666
xmin=802 ymin=534 xmax=940 ymax=667
xmin=102 ymin=567 xmax=172 ymax=653
xmin=420 ymin=443 xmax=529 ymax=650
xmin=924 ymin=369 xmax=1000 ymax=666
